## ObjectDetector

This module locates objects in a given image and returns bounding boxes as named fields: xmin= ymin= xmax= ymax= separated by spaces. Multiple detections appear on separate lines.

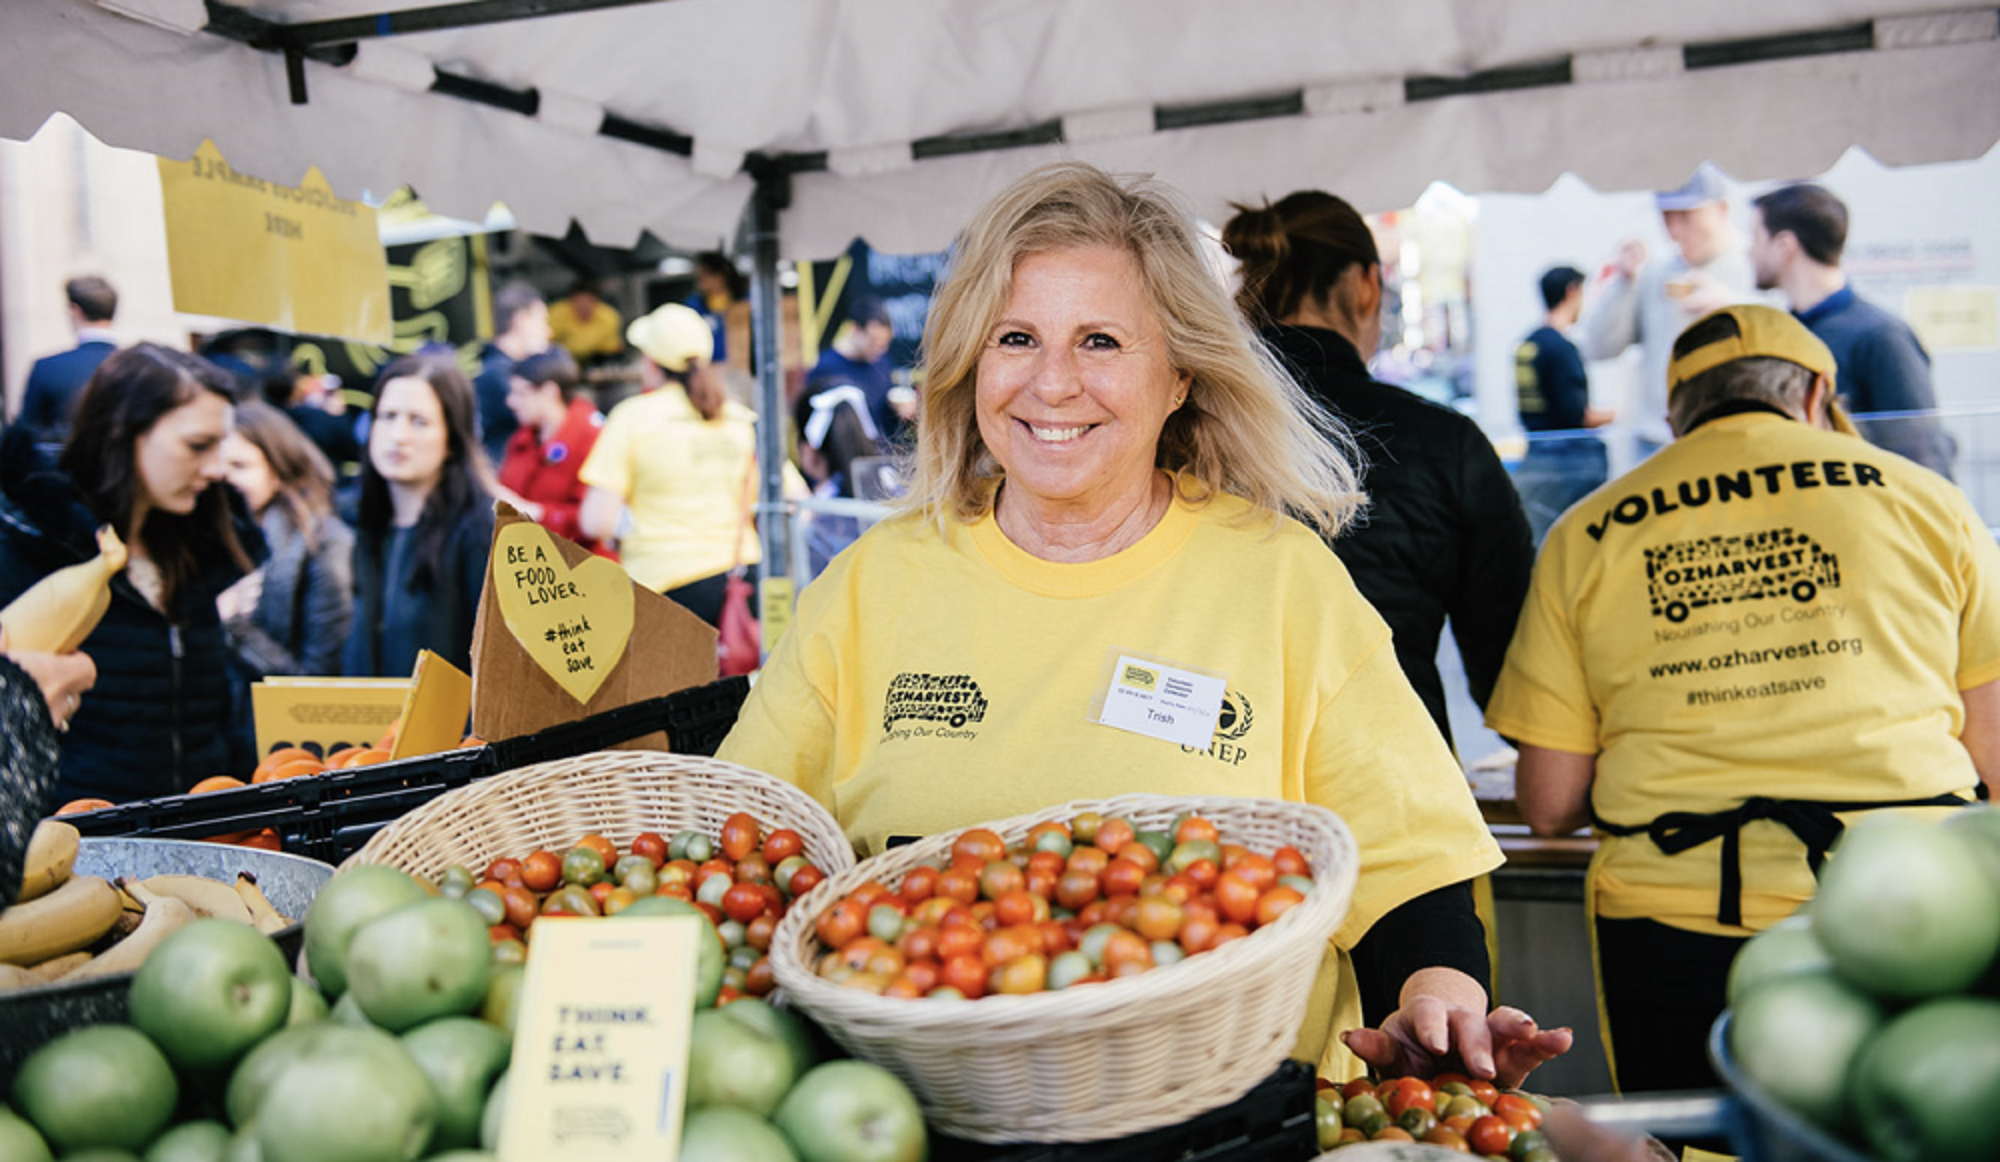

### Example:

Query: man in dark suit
xmin=14 ymin=276 xmax=118 ymax=455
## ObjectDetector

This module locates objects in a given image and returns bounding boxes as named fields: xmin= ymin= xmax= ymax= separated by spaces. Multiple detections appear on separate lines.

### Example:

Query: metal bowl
xmin=0 ymin=837 xmax=334 ymax=1090
xmin=1710 ymin=1012 xmax=1877 ymax=1162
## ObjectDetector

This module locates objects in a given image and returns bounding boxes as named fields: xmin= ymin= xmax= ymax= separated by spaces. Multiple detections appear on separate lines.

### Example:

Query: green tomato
xmin=561 ymin=847 xmax=606 ymax=886
xmin=682 ymin=833 xmax=716 ymax=864
xmin=717 ymin=919 xmax=748 ymax=949
xmin=1511 ymin=1129 xmax=1550 ymax=1160
xmin=1079 ymin=923 xmax=1123 ymax=969
xmin=437 ymin=865 xmax=475 ymax=899
xmin=1133 ymin=830 xmax=1175 ymax=865
xmin=1278 ymin=874 xmax=1315 ymax=896
xmin=1343 ymin=1093 xmax=1386 ymax=1129
xmin=1031 ymin=830 xmax=1072 ymax=859
xmin=1167 ymin=839 xmax=1221 ymax=875
xmin=1150 ymin=941 xmax=1185 ymax=967
xmin=1315 ymin=1095 xmax=1343 ymax=1150
xmin=614 ymin=855 xmax=654 ymax=885
xmin=773 ymin=856 xmax=808 ymax=895
xmin=1047 ymin=951 xmax=1093 ymax=990
xmin=867 ymin=904 xmax=904 ymax=943
xmin=463 ymin=887 xmax=507 ymax=927
xmin=1397 ymin=1107 xmax=1437 ymax=1138
xmin=490 ymin=938 xmax=527 ymax=967
xmin=622 ymin=866 xmax=658 ymax=897
xmin=696 ymin=874 xmax=732 ymax=908
xmin=667 ymin=830 xmax=698 ymax=860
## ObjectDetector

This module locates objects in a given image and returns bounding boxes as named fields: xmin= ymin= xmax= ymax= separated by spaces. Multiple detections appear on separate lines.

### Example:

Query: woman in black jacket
xmin=1223 ymin=192 xmax=1536 ymax=750
xmin=341 ymin=354 xmax=494 ymax=678
xmin=0 ymin=344 xmax=259 ymax=803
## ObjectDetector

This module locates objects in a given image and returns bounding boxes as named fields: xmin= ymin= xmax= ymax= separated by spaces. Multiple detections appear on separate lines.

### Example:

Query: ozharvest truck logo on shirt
xmin=882 ymin=673 xmax=988 ymax=736
xmin=1643 ymin=527 xmax=1840 ymax=624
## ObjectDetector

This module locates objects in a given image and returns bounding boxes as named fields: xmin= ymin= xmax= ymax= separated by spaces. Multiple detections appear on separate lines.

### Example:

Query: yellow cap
xmin=626 ymin=302 xmax=713 ymax=372
xmin=1667 ymin=303 xmax=1856 ymax=435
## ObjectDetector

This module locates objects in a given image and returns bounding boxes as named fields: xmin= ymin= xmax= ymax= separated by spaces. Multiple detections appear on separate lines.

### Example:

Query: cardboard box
xmin=471 ymin=503 xmax=718 ymax=750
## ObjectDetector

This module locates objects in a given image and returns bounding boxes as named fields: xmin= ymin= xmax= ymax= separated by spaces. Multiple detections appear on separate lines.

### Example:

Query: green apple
xmin=303 ymin=866 xmax=429 ymax=997
xmin=143 ymin=1119 xmax=231 ymax=1162
xmin=1726 ymin=914 xmax=1833 ymax=1006
xmin=400 ymin=1017 xmax=510 ymax=1151
xmin=255 ymin=1026 xmax=437 ymax=1162
xmin=1815 ymin=815 xmax=2000 ymax=999
xmin=687 ymin=1008 xmax=796 ymax=1116
xmin=1730 ymin=969 xmax=1881 ymax=1131
xmin=1853 ymin=995 xmax=2000 ymax=1162
xmin=681 ymin=1106 xmax=798 ymax=1162
xmin=773 ymin=1061 xmax=926 ymax=1162
xmin=129 ymin=919 xmax=293 ymax=1070
xmin=346 ymin=898 xmax=491 ymax=1031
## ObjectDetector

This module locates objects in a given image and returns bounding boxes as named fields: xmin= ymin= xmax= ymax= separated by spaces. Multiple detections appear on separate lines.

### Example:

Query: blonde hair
xmin=904 ymin=162 xmax=1363 ymax=536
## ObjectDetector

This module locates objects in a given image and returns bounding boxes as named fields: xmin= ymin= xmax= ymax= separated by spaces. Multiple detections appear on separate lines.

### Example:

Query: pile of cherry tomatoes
xmin=808 ymin=812 xmax=1316 ymax=999
xmin=435 ymin=811 xmax=828 ymax=1001
xmin=1316 ymin=1073 xmax=1554 ymax=1158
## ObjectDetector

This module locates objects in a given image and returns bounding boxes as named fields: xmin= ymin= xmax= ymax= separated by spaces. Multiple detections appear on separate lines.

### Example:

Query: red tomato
xmin=951 ymin=828 xmax=1007 ymax=868
xmin=817 ymin=897 xmax=868 ymax=947
xmin=978 ymin=860 xmax=1025 ymax=901
xmin=1271 ymin=845 xmax=1310 ymax=878
xmin=1493 ymin=1093 xmax=1542 ymax=1131
xmin=1179 ymin=901 xmax=1220 ymax=954
xmin=1183 ymin=858 xmax=1220 ymax=892
xmin=630 ymin=831 xmax=669 ymax=868
xmin=990 ymin=952 xmax=1049 ymax=994
xmin=484 ymin=858 xmax=522 ymax=885
xmin=745 ymin=913 xmax=778 ymax=951
xmin=787 ymin=864 xmax=825 ymax=899
xmin=1341 ymin=1078 xmax=1377 ymax=1100
xmin=981 ymin=925 xmax=1042 ymax=968
xmin=882 ymin=973 xmax=927 ymax=999
xmin=520 ymin=851 xmax=562 ymax=893
xmin=745 ymin=957 xmax=777 ymax=995
xmin=760 ymin=828 xmax=804 ymax=864
xmin=1093 ymin=818 xmax=1135 ymax=856
xmin=901 ymin=959 xmax=939 ymax=994
xmin=1228 ymin=853 xmax=1276 ymax=893
xmin=587 ymin=881 xmax=615 ymax=907
xmin=1116 ymin=842 xmax=1160 ymax=876
xmin=719 ymin=812 xmax=762 ymax=862
xmin=1100 ymin=929 xmax=1154 ymax=974
xmin=501 ymin=886 xmax=539 ymax=930
xmin=1214 ymin=872 xmax=1260 ymax=925
xmin=1209 ymin=922 xmax=1250 ymax=948
xmin=1173 ymin=815 xmax=1219 ymax=846
xmin=900 ymin=866 xmax=939 ymax=905
xmin=1423 ymin=1126 xmax=1469 ymax=1150
xmin=935 ymin=922 xmax=984 ymax=962
xmin=896 ymin=925 xmax=940 ymax=963
xmin=1101 ymin=859 xmax=1147 ymax=898
xmin=576 ymin=833 xmax=618 ymax=869
xmin=935 ymin=867 xmax=980 ymax=904
xmin=1035 ymin=919 xmax=1074 ymax=956
xmin=694 ymin=860 xmax=735 ymax=893
xmin=1024 ymin=866 xmax=1058 ymax=900
xmin=1055 ymin=867 xmax=1100 ymax=911
xmin=836 ymin=936 xmax=891 ymax=971
xmin=1255 ymin=885 xmax=1306 ymax=927
xmin=489 ymin=923 xmax=521 ymax=943
xmin=992 ymin=889 xmax=1039 ymax=928
xmin=1133 ymin=894 xmax=1184 ymax=942
xmin=939 ymin=954 xmax=986 ymax=998
xmin=722 ymin=882 xmax=767 ymax=924
xmin=1380 ymin=1077 xmax=1437 ymax=1118
xmin=1466 ymin=1115 xmax=1514 ymax=1155
xmin=1066 ymin=846 xmax=1110 ymax=880
xmin=654 ymin=881 xmax=692 ymax=900
xmin=1467 ymin=1079 xmax=1501 ymax=1107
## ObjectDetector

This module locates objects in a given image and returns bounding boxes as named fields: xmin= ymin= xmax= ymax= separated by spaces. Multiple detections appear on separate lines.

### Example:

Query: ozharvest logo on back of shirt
xmin=1644 ymin=526 xmax=1841 ymax=623
xmin=882 ymin=673 xmax=988 ymax=740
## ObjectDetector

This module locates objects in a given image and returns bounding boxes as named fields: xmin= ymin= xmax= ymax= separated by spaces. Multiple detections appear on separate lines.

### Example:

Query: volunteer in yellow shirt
xmin=547 ymin=280 xmax=625 ymax=362
xmin=720 ymin=162 xmax=1572 ymax=1087
xmin=578 ymin=303 xmax=759 ymax=625
xmin=1487 ymin=304 xmax=2000 ymax=1092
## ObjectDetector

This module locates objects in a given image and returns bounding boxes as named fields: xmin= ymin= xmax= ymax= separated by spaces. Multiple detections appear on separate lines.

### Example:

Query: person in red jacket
xmin=496 ymin=349 xmax=611 ymax=557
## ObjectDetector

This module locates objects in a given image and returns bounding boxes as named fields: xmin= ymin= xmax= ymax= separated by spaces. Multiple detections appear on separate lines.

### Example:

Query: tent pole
xmin=748 ymin=165 xmax=790 ymax=655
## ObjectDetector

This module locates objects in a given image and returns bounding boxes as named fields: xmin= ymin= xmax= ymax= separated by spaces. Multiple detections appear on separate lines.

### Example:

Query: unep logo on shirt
xmin=1181 ymin=688 xmax=1255 ymax=766
xmin=1643 ymin=526 xmax=1842 ymax=624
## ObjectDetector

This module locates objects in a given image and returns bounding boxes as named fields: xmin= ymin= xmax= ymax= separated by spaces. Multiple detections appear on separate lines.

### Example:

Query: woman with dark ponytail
xmin=1223 ymin=192 xmax=1535 ymax=750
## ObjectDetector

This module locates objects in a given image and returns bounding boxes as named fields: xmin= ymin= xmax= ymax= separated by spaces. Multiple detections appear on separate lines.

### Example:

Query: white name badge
xmin=1096 ymin=653 xmax=1226 ymax=749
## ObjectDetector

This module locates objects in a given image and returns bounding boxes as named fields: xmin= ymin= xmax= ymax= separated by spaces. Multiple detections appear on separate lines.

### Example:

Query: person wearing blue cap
xmin=1579 ymin=163 xmax=1760 ymax=458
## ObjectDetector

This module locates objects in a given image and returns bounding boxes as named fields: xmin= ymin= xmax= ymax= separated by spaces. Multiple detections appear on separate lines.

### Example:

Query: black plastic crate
xmin=929 ymin=1059 xmax=1319 ymax=1162
xmin=60 ymin=677 xmax=753 ymax=865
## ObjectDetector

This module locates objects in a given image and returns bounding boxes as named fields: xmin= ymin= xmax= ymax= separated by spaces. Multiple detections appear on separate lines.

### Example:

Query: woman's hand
xmin=217 ymin=569 xmax=264 ymax=622
xmin=0 ymin=628 xmax=97 ymax=731
xmin=1340 ymin=967 xmax=1573 ymax=1090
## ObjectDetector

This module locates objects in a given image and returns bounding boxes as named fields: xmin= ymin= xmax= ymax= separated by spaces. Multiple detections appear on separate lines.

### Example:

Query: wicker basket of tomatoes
xmin=768 ymin=793 xmax=1359 ymax=1144
xmin=341 ymin=750 xmax=855 ymax=887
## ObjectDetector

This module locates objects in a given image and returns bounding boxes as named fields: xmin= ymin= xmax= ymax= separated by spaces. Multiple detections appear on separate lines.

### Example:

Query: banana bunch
xmin=0 ymin=819 xmax=296 ymax=990
xmin=0 ymin=524 xmax=127 ymax=653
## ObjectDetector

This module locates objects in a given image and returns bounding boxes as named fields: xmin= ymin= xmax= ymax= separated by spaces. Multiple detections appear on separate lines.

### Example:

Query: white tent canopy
xmin=4 ymin=1 xmax=1998 ymax=259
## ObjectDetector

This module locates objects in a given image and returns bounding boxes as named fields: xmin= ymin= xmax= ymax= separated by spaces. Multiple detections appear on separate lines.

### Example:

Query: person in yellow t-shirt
xmin=547 ymin=279 xmax=626 ymax=363
xmin=1487 ymin=303 xmax=2000 ymax=1092
xmin=718 ymin=162 xmax=1572 ymax=1087
xmin=577 ymin=303 xmax=759 ymax=626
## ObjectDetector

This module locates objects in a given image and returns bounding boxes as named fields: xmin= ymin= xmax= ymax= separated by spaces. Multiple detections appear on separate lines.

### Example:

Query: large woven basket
xmin=342 ymin=751 xmax=855 ymax=881
xmin=769 ymin=793 xmax=1359 ymax=1144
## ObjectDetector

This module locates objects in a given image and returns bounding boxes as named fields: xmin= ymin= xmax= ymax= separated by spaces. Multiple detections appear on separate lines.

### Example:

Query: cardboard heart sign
xmin=490 ymin=522 xmax=635 ymax=704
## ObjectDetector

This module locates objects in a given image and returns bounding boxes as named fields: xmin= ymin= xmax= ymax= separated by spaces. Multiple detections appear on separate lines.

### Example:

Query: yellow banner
xmin=158 ymin=140 xmax=391 ymax=343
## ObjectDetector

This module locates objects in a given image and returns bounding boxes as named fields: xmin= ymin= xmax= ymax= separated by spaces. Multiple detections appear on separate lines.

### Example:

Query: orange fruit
xmin=324 ymin=747 xmax=365 ymax=768
xmin=338 ymin=748 xmax=391 ymax=770
xmin=191 ymin=775 xmax=247 ymax=794
xmin=55 ymin=798 xmax=114 ymax=816
xmin=253 ymin=747 xmax=318 ymax=779
xmin=460 ymin=735 xmax=484 ymax=748
xmin=204 ymin=832 xmax=255 ymax=845
xmin=238 ymin=829 xmax=283 ymax=851
xmin=254 ymin=758 xmax=325 ymax=784
xmin=375 ymin=717 xmax=402 ymax=751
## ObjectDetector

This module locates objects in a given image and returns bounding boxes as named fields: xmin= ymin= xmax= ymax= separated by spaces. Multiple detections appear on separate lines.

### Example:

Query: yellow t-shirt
xmin=547 ymin=297 xmax=625 ymax=360
xmin=1487 ymin=412 xmax=2000 ymax=935
xmin=577 ymin=386 xmax=760 ymax=592
xmin=719 ymin=485 xmax=1502 ymax=1071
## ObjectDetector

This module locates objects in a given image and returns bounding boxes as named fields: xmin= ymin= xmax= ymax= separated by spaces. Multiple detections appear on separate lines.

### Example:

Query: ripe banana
xmin=233 ymin=873 xmax=293 ymax=935
xmin=56 ymin=895 xmax=193 ymax=983
xmin=128 ymin=874 xmax=255 ymax=925
xmin=0 ymin=874 xmax=121 ymax=966
xmin=28 ymin=950 xmax=92 ymax=981
xmin=0 ymin=524 xmax=127 ymax=653
xmin=16 ymin=819 xmax=79 ymax=903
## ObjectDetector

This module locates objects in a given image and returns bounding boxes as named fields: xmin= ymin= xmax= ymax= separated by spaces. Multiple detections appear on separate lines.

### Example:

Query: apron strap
xmin=1591 ymin=791 xmax=1970 ymax=927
